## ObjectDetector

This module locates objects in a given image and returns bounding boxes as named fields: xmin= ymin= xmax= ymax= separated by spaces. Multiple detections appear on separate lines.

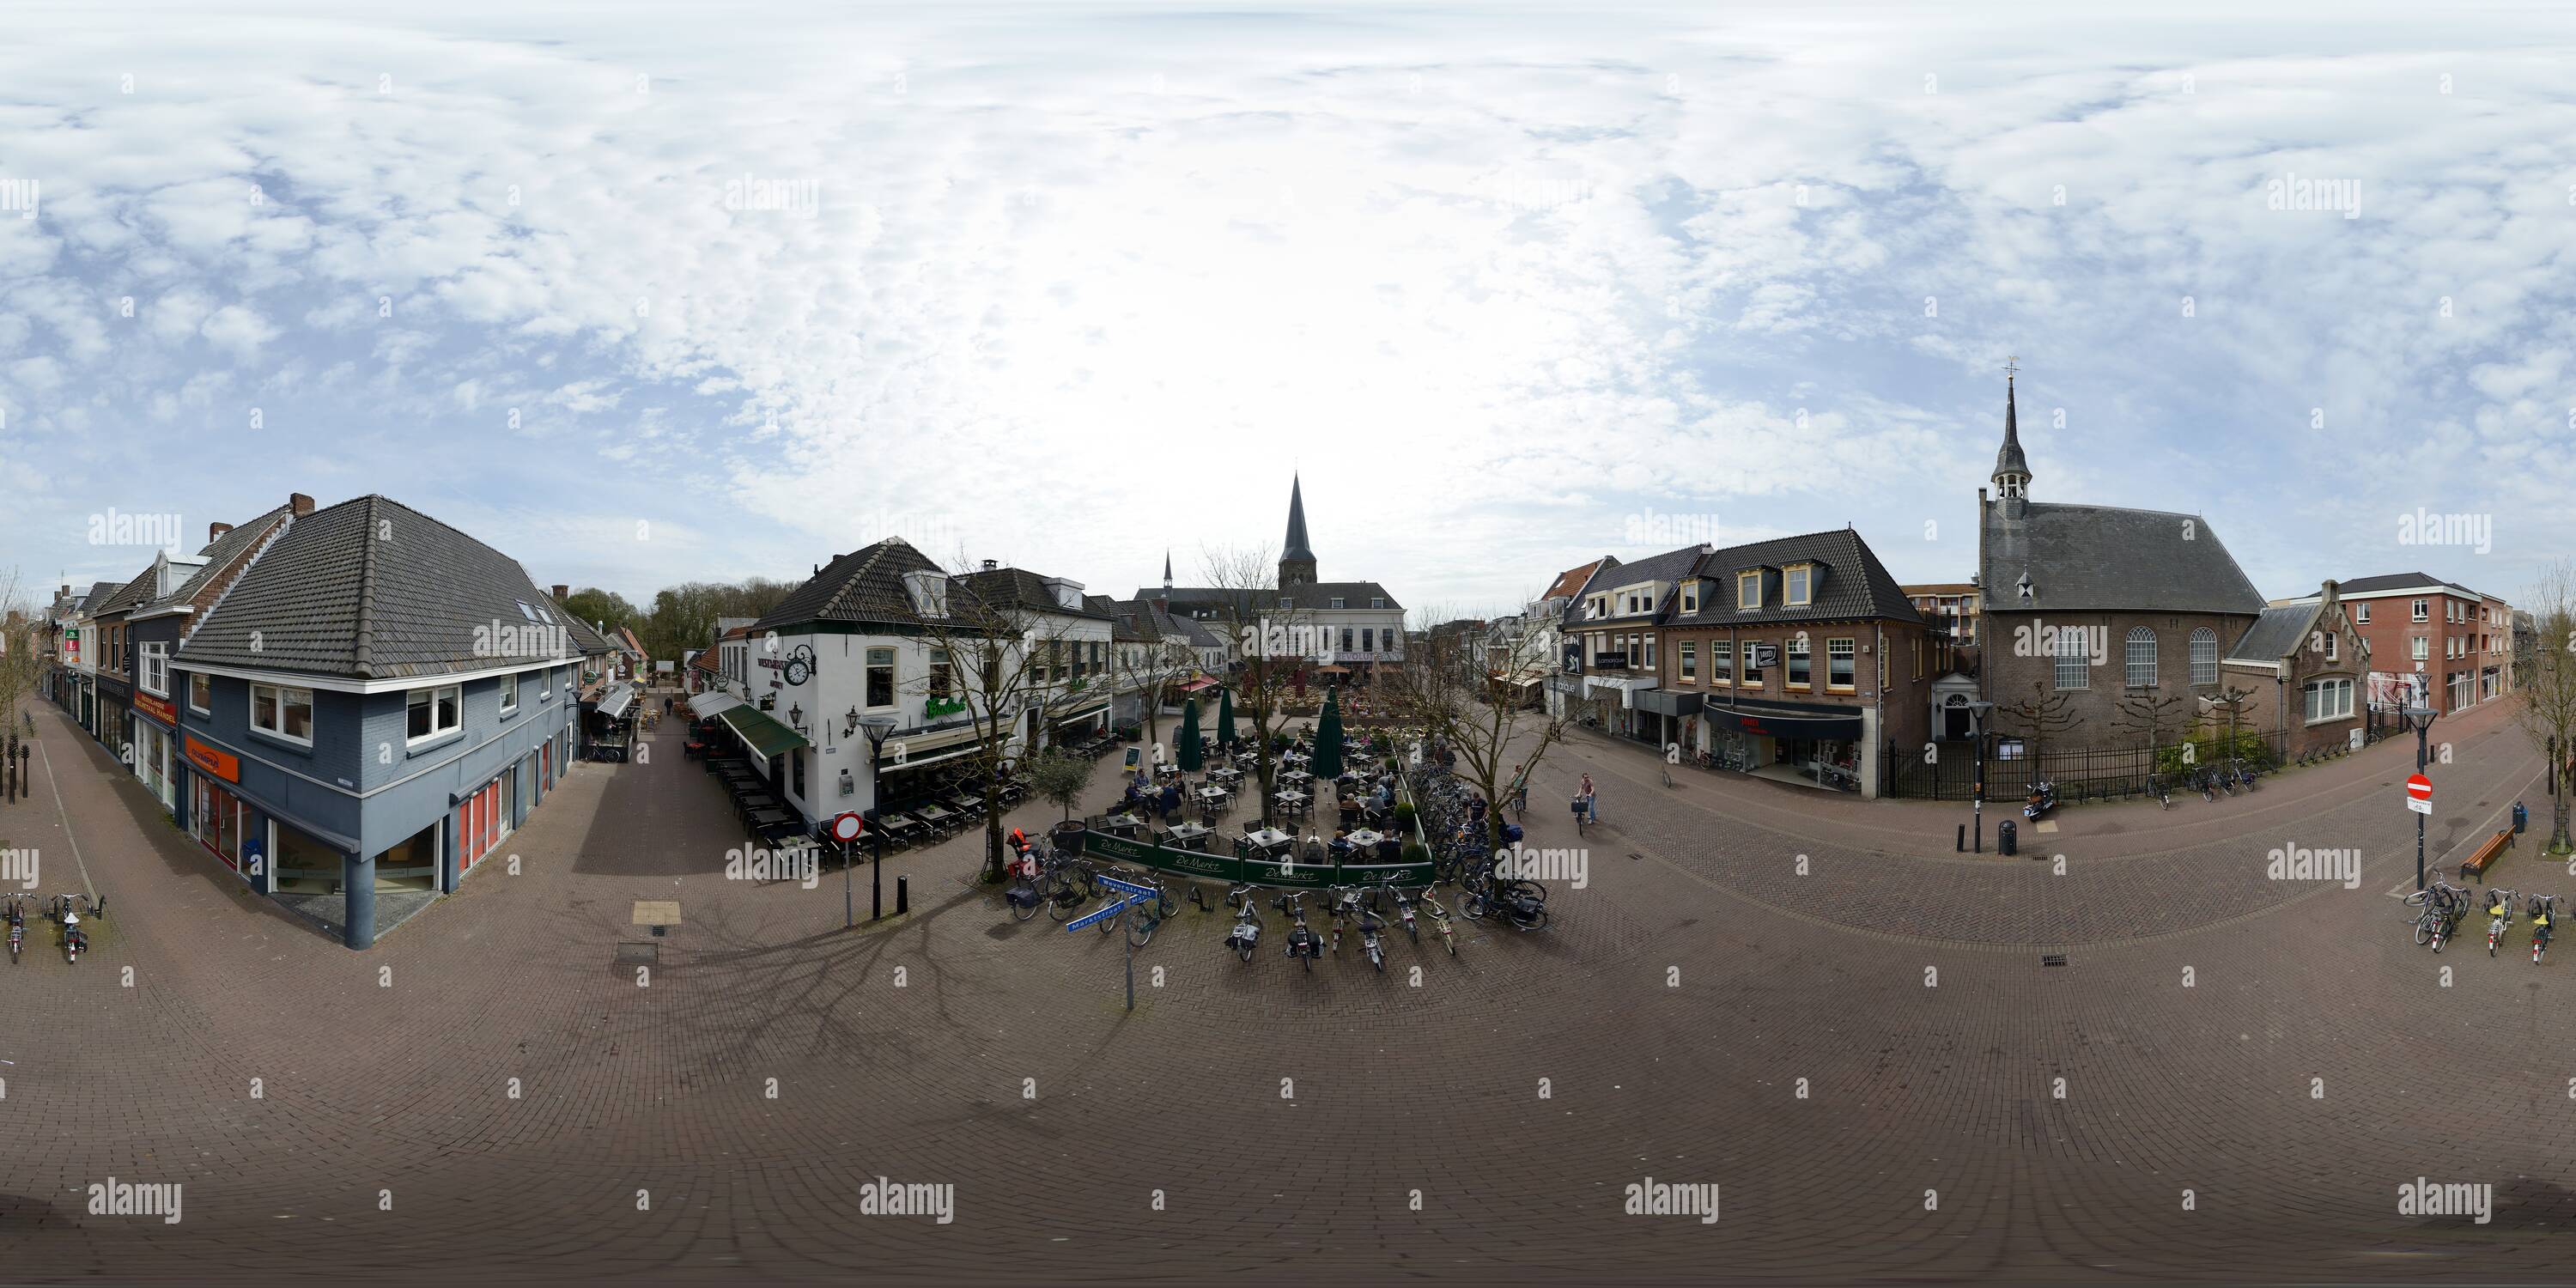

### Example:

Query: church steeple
xmin=1279 ymin=474 xmax=1317 ymax=587
xmin=1992 ymin=357 xmax=2031 ymax=508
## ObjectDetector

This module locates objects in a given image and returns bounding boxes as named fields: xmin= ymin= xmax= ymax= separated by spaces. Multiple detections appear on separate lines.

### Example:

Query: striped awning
xmin=689 ymin=691 xmax=744 ymax=719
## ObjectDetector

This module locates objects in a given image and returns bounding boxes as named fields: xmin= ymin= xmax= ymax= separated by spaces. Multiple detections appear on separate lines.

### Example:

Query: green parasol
xmin=1176 ymin=698 xmax=1203 ymax=771
xmin=1310 ymin=684 xmax=1346 ymax=781
xmin=1215 ymin=686 xmax=1237 ymax=747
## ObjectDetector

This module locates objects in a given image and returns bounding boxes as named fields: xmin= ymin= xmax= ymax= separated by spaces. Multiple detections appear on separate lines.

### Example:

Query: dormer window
xmin=1329 ymin=598 xmax=1345 ymax=610
xmin=1279 ymin=597 xmax=1291 ymax=610
xmin=1680 ymin=581 xmax=1698 ymax=614
xmin=1784 ymin=564 xmax=1813 ymax=607
xmin=1737 ymin=572 xmax=1760 ymax=610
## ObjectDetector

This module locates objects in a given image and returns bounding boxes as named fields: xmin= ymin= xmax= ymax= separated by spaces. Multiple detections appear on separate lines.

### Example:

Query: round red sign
xmin=829 ymin=811 xmax=866 ymax=842
xmin=2405 ymin=774 xmax=2432 ymax=801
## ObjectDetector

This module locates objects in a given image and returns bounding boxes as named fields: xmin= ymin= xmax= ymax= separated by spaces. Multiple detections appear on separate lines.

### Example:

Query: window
xmin=1279 ymin=598 xmax=1291 ymax=610
xmin=253 ymin=683 xmax=316 ymax=744
xmin=1361 ymin=629 xmax=1374 ymax=653
xmin=791 ymin=749 xmax=807 ymax=799
xmin=2124 ymin=627 xmax=2158 ymax=687
xmin=1640 ymin=635 xmax=1656 ymax=668
xmin=2322 ymin=631 xmax=2337 ymax=661
xmin=1787 ymin=637 xmax=1810 ymax=687
xmin=498 ymin=672 xmax=519 ymax=715
xmin=1741 ymin=641 xmax=1765 ymax=686
xmin=1828 ymin=638 xmax=1856 ymax=690
xmin=866 ymin=647 xmax=896 ymax=707
xmin=928 ymin=648 xmax=951 ymax=700
xmin=140 ymin=641 xmax=168 ymax=696
xmin=2303 ymin=677 xmax=2354 ymax=722
xmin=1737 ymin=572 xmax=1760 ymax=610
xmin=1329 ymin=598 xmax=1345 ymax=609
xmin=2412 ymin=599 xmax=2428 ymax=622
xmin=188 ymin=671 xmax=211 ymax=714
xmin=2190 ymin=629 xmax=2218 ymax=684
xmin=1680 ymin=641 xmax=1697 ymax=681
xmin=1785 ymin=565 xmax=1812 ymax=606
xmin=1680 ymin=582 xmax=1698 ymax=614
xmin=404 ymin=686 xmax=459 ymax=744
xmin=1710 ymin=639 xmax=1734 ymax=685
xmin=2412 ymin=636 xmax=2429 ymax=661
xmin=2053 ymin=627 xmax=2090 ymax=690
xmin=2354 ymin=602 xmax=2370 ymax=623
xmin=1372 ymin=598 xmax=1385 ymax=609
xmin=1340 ymin=628 xmax=1354 ymax=653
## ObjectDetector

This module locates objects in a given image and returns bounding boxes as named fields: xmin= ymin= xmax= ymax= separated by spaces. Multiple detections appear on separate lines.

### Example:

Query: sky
xmin=3 ymin=1 xmax=2573 ymax=621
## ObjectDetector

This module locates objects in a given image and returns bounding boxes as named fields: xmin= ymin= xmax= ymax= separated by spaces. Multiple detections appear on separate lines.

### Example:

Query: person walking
xmin=1507 ymin=761 xmax=1529 ymax=816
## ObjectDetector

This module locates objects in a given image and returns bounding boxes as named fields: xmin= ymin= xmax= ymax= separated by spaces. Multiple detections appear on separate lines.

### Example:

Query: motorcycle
xmin=2023 ymin=780 xmax=2058 ymax=821
xmin=1223 ymin=886 xmax=1262 ymax=963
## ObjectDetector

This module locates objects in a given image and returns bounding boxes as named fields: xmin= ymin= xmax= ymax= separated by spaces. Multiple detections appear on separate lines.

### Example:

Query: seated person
xmin=1376 ymin=835 xmax=1402 ymax=863
xmin=1328 ymin=829 xmax=1354 ymax=857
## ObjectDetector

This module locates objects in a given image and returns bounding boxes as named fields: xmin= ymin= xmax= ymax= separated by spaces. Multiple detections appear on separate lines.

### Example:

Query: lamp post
xmin=2403 ymin=702 xmax=2437 ymax=890
xmin=1965 ymin=699 xmax=1995 ymax=854
xmin=857 ymin=714 xmax=898 ymax=923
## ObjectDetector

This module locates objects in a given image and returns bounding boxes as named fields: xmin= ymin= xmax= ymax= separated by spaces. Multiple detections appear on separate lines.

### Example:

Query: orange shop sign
xmin=184 ymin=736 xmax=240 ymax=783
xmin=135 ymin=691 xmax=179 ymax=726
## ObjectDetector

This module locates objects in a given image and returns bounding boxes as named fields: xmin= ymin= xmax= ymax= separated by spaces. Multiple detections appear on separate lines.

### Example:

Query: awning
xmin=1634 ymin=689 xmax=1703 ymax=717
xmin=690 ymin=691 xmax=744 ymax=719
xmin=718 ymin=703 xmax=812 ymax=757
xmin=1181 ymin=677 xmax=1219 ymax=692
xmin=881 ymin=722 xmax=985 ymax=762
xmin=595 ymin=683 xmax=635 ymax=721
xmin=1050 ymin=699 xmax=1110 ymax=725
xmin=1704 ymin=702 xmax=1862 ymax=741
xmin=1315 ymin=665 xmax=1352 ymax=674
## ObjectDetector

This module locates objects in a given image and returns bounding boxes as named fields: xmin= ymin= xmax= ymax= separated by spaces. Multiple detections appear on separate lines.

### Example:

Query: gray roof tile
xmin=1981 ymin=501 xmax=2265 ymax=616
xmin=1669 ymin=528 xmax=1928 ymax=628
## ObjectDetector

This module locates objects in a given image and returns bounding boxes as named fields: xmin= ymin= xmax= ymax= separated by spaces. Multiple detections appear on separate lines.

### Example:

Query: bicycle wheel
xmin=2414 ymin=913 xmax=2432 ymax=945
xmin=1012 ymin=890 xmax=1041 ymax=921
xmin=1099 ymin=902 xmax=1121 ymax=935
xmin=1128 ymin=914 xmax=1157 ymax=948
xmin=1461 ymin=894 xmax=1487 ymax=922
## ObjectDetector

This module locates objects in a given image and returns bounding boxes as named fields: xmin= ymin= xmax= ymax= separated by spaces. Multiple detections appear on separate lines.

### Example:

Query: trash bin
xmin=2515 ymin=802 xmax=2529 ymax=835
xmin=1998 ymin=819 xmax=2018 ymax=856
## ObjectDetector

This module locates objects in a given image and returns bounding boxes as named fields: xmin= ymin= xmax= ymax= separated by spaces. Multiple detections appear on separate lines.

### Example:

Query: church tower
xmin=1992 ymin=359 xmax=2032 ymax=518
xmin=1279 ymin=475 xmax=1317 ymax=588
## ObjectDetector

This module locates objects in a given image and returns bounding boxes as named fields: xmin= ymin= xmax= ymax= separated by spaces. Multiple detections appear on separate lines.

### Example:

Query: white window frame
xmin=252 ymin=682 xmax=316 ymax=746
xmin=1787 ymin=636 xmax=1811 ymax=689
xmin=187 ymin=671 xmax=211 ymax=715
xmin=2053 ymin=627 xmax=2090 ymax=690
xmin=2189 ymin=629 xmax=2218 ymax=685
xmin=2322 ymin=631 xmax=2337 ymax=661
xmin=866 ymin=647 xmax=897 ymax=710
xmin=1827 ymin=637 xmax=1856 ymax=691
xmin=406 ymin=684 xmax=463 ymax=747
xmin=1784 ymin=565 xmax=1813 ymax=607
xmin=2124 ymin=627 xmax=2158 ymax=688
xmin=2354 ymin=602 xmax=2370 ymax=623
xmin=140 ymin=641 xmax=169 ymax=696
xmin=498 ymin=672 xmax=519 ymax=716
xmin=2412 ymin=599 xmax=2428 ymax=622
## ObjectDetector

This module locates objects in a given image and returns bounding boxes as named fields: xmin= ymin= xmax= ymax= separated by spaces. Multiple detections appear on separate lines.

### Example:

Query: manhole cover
xmin=615 ymin=943 xmax=660 ymax=965
xmin=2041 ymin=954 xmax=2068 ymax=967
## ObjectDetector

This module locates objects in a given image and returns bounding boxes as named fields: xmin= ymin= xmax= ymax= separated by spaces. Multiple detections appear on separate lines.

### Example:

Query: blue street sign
xmin=1065 ymin=892 xmax=1145 ymax=933
xmin=1092 ymin=873 xmax=1157 ymax=900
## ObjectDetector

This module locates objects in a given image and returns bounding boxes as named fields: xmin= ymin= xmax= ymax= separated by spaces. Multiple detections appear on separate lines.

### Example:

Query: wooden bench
xmin=2459 ymin=828 xmax=2513 ymax=882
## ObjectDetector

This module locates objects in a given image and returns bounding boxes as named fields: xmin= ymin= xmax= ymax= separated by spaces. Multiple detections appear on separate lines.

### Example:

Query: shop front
xmin=1047 ymin=696 xmax=1111 ymax=745
xmin=1633 ymin=688 xmax=1701 ymax=757
xmin=131 ymin=691 xmax=180 ymax=814
xmin=185 ymin=736 xmax=251 ymax=876
xmin=1703 ymin=702 xmax=1866 ymax=793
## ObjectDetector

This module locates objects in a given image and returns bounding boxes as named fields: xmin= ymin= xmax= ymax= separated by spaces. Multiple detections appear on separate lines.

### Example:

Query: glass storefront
xmin=191 ymin=776 xmax=246 ymax=872
xmin=134 ymin=722 xmax=174 ymax=812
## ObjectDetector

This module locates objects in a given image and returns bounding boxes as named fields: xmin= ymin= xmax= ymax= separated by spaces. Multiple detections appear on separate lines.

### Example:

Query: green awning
xmin=719 ymin=704 xmax=812 ymax=757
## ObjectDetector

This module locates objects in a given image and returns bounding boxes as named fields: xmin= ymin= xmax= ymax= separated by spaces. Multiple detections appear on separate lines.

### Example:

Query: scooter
xmin=2022 ymin=780 xmax=2058 ymax=821
xmin=1223 ymin=886 xmax=1262 ymax=963
xmin=1274 ymin=892 xmax=1321 ymax=971
xmin=54 ymin=891 xmax=100 ymax=964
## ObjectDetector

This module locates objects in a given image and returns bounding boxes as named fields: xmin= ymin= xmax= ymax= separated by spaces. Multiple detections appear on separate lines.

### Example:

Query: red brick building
xmin=2278 ymin=573 xmax=2512 ymax=717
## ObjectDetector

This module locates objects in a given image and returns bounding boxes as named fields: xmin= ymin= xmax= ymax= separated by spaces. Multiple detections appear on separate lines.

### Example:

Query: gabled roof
xmin=1541 ymin=557 xmax=1614 ymax=604
xmin=81 ymin=581 xmax=123 ymax=612
xmin=2227 ymin=602 xmax=2319 ymax=664
xmin=1981 ymin=501 xmax=2265 ymax=617
xmin=1567 ymin=544 xmax=1706 ymax=628
xmin=544 ymin=594 xmax=617 ymax=657
xmin=138 ymin=504 xmax=295 ymax=617
xmin=176 ymin=495 xmax=588 ymax=680
xmin=2328 ymin=572 xmax=2483 ymax=599
xmin=615 ymin=625 xmax=647 ymax=657
xmin=958 ymin=567 xmax=1115 ymax=621
xmin=754 ymin=539 xmax=992 ymax=634
xmin=88 ymin=566 xmax=158 ymax=619
xmin=1668 ymin=529 xmax=1927 ymax=628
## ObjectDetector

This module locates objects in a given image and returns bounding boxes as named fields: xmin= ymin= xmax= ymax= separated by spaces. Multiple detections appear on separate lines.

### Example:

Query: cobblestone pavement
xmin=2 ymin=691 xmax=2572 ymax=1285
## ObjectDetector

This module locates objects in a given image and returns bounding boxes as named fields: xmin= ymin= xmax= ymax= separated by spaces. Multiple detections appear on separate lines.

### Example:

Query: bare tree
xmin=2111 ymin=690 xmax=2188 ymax=752
xmin=900 ymin=574 xmax=1059 ymax=884
xmin=1109 ymin=613 xmax=1195 ymax=751
xmin=1195 ymin=544 xmax=1318 ymax=830
xmin=0 ymin=567 xmax=44 ymax=738
xmin=1387 ymin=611 xmax=1570 ymax=854
xmin=1995 ymin=680 xmax=2078 ymax=763
xmin=2515 ymin=559 xmax=2576 ymax=854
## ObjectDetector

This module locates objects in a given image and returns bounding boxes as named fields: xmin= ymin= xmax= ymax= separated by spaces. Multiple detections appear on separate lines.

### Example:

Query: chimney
xmin=290 ymin=492 xmax=315 ymax=516
xmin=981 ymin=559 xmax=999 ymax=570
xmin=552 ymin=584 xmax=569 ymax=600
xmin=210 ymin=521 xmax=234 ymax=543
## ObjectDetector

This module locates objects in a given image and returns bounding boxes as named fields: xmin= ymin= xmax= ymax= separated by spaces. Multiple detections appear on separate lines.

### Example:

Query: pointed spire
xmin=1991 ymin=357 xmax=2031 ymax=499
xmin=1163 ymin=549 xmax=1173 ymax=587
xmin=1281 ymin=473 xmax=1314 ymax=561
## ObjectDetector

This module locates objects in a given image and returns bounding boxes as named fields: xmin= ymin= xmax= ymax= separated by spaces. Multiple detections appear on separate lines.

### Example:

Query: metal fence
xmin=1879 ymin=725 xmax=2355 ymax=802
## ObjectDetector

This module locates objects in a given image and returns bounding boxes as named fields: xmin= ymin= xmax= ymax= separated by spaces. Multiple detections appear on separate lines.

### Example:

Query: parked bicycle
xmin=1223 ymin=884 xmax=1264 ymax=963
xmin=2487 ymin=886 xmax=2523 ymax=957
xmin=1419 ymin=888 xmax=1458 ymax=956
xmin=52 ymin=891 xmax=100 ymax=964
xmin=2530 ymin=892 xmax=2560 ymax=964
xmin=2403 ymin=880 xmax=2470 ymax=951
xmin=1273 ymin=890 xmax=1321 ymax=970
xmin=3 ymin=892 xmax=24 ymax=963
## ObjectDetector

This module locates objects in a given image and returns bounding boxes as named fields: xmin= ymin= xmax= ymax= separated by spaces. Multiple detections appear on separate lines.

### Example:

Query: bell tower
xmin=1279 ymin=474 xmax=1317 ymax=588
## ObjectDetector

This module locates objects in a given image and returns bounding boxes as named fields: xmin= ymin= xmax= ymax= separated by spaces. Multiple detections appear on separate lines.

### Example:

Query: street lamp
xmin=857 ymin=714 xmax=898 ymax=923
xmin=1965 ymin=699 xmax=1996 ymax=854
xmin=2403 ymin=702 xmax=2437 ymax=890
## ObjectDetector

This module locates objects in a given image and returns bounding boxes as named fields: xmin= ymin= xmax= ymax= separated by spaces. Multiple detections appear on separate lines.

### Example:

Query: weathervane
xmin=2003 ymin=355 xmax=2020 ymax=379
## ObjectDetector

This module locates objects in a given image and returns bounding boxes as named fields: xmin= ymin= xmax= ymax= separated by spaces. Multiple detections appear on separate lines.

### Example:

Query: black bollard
xmin=896 ymin=875 xmax=909 ymax=917
xmin=1955 ymin=823 xmax=1965 ymax=853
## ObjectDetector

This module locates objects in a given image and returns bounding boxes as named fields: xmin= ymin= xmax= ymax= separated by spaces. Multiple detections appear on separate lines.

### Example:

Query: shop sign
xmin=184 ymin=735 xmax=240 ymax=782
xmin=134 ymin=691 xmax=179 ymax=726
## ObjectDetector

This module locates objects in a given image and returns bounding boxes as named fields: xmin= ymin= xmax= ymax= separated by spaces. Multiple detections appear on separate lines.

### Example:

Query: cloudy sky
xmin=3 ymin=2 xmax=2573 ymax=618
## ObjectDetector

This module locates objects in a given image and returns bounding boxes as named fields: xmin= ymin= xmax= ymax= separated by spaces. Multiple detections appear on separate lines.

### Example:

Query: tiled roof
xmin=1981 ymin=501 xmax=2265 ymax=617
xmin=958 ymin=567 xmax=1116 ymax=621
xmin=544 ymin=594 xmax=617 ymax=656
xmin=1566 ymin=545 xmax=1706 ymax=629
xmin=2331 ymin=571 xmax=2483 ymax=598
xmin=88 ymin=566 xmax=157 ymax=618
xmin=141 ymin=505 xmax=295 ymax=616
xmin=81 ymin=581 xmax=124 ymax=612
xmin=2226 ymin=602 xmax=2318 ymax=664
xmin=1541 ymin=557 xmax=1614 ymax=604
xmin=177 ymin=495 xmax=591 ymax=680
xmin=1668 ymin=529 xmax=1927 ymax=628
xmin=754 ymin=539 xmax=994 ymax=633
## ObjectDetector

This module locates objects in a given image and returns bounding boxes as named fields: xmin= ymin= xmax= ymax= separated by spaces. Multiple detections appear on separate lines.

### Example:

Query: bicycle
xmin=2485 ymin=886 xmax=2522 ymax=957
xmin=2403 ymin=882 xmax=2467 ymax=948
xmin=1418 ymin=888 xmax=1458 ymax=956
xmin=2529 ymin=892 xmax=2560 ymax=964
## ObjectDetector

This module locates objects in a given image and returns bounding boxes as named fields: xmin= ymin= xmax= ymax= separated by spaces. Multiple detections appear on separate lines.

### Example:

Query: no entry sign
xmin=829 ymin=811 xmax=866 ymax=843
xmin=2405 ymin=774 xmax=2432 ymax=815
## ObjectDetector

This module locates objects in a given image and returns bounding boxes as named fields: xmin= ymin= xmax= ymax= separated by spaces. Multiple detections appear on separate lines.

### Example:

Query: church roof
xmin=1993 ymin=374 xmax=2030 ymax=483
xmin=1981 ymin=501 xmax=2266 ymax=617
xmin=1281 ymin=474 xmax=1315 ymax=562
